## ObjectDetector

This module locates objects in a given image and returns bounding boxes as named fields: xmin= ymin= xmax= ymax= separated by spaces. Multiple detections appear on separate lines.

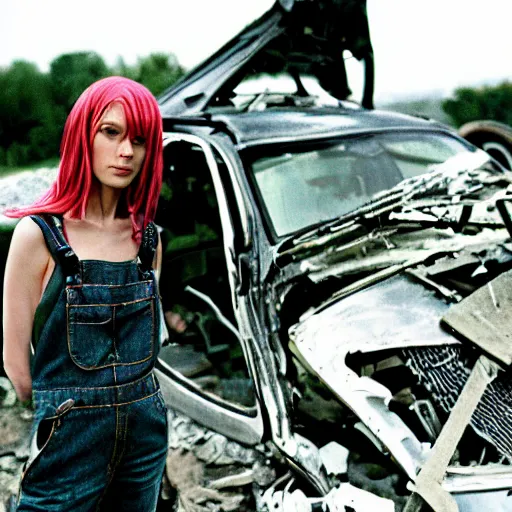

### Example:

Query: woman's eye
xmin=102 ymin=127 xmax=119 ymax=137
xmin=133 ymin=136 xmax=146 ymax=146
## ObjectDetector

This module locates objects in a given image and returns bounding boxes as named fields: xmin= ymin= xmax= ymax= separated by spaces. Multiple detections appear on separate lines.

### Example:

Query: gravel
xmin=0 ymin=167 xmax=57 ymax=222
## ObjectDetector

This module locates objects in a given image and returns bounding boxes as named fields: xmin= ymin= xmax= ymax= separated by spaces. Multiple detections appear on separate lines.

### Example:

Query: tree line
xmin=442 ymin=81 xmax=512 ymax=128
xmin=0 ymin=52 xmax=185 ymax=169
xmin=0 ymin=49 xmax=510 ymax=170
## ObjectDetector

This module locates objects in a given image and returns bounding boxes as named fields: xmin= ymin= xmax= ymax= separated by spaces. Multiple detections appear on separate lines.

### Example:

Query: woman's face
xmin=92 ymin=103 xmax=146 ymax=190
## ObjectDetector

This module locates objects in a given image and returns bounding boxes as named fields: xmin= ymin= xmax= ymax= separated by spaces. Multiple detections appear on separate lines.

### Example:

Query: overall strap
xmin=30 ymin=214 xmax=81 ymax=283
xmin=137 ymin=222 xmax=158 ymax=277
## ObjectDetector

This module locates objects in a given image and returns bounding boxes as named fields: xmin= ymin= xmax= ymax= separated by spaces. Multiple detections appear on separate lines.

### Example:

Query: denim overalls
xmin=17 ymin=215 xmax=168 ymax=512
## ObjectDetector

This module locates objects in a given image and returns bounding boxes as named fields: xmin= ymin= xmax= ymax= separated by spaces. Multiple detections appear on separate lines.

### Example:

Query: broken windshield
xmin=247 ymin=132 xmax=473 ymax=238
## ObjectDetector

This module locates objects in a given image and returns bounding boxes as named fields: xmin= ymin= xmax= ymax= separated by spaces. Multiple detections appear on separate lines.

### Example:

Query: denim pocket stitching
xmin=73 ymin=318 xmax=112 ymax=326
xmin=66 ymin=299 xmax=155 ymax=370
xmin=70 ymin=296 xmax=153 ymax=308
xmin=68 ymin=280 xmax=153 ymax=290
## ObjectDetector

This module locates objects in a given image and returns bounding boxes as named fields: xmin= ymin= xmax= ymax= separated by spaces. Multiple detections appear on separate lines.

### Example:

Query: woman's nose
xmin=119 ymin=138 xmax=134 ymax=158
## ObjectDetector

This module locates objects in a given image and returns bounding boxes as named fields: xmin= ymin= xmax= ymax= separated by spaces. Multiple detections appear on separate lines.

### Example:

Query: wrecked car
xmin=1 ymin=1 xmax=511 ymax=511
xmin=152 ymin=1 xmax=512 ymax=510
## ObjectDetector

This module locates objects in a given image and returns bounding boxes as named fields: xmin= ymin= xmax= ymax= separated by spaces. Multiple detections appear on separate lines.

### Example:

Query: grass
xmin=0 ymin=157 xmax=59 ymax=178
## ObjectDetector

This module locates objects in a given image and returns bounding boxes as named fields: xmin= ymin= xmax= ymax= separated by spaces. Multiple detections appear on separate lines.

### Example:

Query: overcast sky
xmin=1 ymin=0 xmax=510 ymax=104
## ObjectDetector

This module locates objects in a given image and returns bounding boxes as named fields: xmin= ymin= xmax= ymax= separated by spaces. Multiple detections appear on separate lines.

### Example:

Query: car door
xmin=155 ymin=132 xmax=264 ymax=446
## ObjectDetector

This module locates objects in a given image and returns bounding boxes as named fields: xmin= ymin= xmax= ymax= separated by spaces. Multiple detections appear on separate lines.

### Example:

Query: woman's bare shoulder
xmin=12 ymin=216 xmax=46 ymax=244
xmin=4 ymin=216 xmax=52 ymax=307
xmin=9 ymin=216 xmax=50 ymax=262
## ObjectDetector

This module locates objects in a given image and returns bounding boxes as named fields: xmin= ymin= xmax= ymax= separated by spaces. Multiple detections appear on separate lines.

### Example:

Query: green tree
xmin=442 ymin=81 xmax=512 ymax=127
xmin=0 ymin=60 xmax=57 ymax=167
xmin=130 ymin=53 xmax=185 ymax=97
xmin=111 ymin=56 xmax=136 ymax=81
xmin=49 ymin=52 xmax=110 ymax=125
xmin=0 ymin=51 xmax=186 ymax=169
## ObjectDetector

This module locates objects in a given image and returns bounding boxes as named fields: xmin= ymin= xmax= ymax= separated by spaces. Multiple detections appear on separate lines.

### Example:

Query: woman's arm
xmin=3 ymin=217 xmax=51 ymax=401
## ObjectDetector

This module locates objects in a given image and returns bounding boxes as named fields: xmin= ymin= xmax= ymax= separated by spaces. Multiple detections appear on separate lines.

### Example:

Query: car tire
xmin=459 ymin=120 xmax=512 ymax=170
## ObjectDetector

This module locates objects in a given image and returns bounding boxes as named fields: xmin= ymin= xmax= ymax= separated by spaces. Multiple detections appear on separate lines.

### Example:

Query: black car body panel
xmin=207 ymin=107 xmax=455 ymax=146
xmin=158 ymin=0 xmax=374 ymax=116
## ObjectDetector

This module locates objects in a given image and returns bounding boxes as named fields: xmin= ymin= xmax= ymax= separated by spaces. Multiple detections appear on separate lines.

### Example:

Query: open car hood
xmin=289 ymin=274 xmax=457 ymax=478
xmin=158 ymin=0 xmax=374 ymax=116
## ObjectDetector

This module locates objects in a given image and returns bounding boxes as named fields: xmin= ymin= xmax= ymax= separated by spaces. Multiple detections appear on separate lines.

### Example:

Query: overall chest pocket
xmin=67 ymin=296 xmax=155 ymax=370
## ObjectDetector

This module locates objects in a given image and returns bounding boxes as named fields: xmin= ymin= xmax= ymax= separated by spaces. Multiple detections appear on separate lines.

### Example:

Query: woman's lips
xmin=112 ymin=166 xmax=133 ymax=176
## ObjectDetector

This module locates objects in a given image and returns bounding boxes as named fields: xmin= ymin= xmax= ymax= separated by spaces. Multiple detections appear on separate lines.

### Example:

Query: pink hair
xmin=6 ymin=76 xmax=163 ymax=241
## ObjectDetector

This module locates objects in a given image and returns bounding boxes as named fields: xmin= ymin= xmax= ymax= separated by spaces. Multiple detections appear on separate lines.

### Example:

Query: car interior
xmin=155 ymin=140 xmax=255 ymax=408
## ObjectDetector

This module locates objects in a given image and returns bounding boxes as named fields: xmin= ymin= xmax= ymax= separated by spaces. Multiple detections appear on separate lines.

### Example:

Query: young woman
xmin=2 ymin=76 xmax=167 ymax=511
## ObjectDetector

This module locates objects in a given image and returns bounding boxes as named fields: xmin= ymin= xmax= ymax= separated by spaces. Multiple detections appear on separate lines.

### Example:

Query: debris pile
xmin=0 ymin=383 xmax=279 ymax=512
xmin=163 ymin=409 xmax=276 ymax=511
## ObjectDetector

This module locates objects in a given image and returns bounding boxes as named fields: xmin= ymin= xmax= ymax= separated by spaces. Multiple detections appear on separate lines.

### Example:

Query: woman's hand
xmin=7 ymin=369 xmax=32 ymax=403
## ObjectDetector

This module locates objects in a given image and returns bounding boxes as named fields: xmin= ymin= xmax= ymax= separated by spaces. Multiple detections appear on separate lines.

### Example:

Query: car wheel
xmin=459 ymin=120 xmax=512 ymax=170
